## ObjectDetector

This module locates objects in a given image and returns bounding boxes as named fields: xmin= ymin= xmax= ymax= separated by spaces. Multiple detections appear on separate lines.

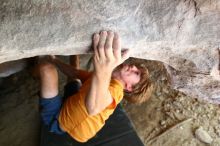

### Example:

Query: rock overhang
xmin=0 ymin=0 xmax=220 ymax=103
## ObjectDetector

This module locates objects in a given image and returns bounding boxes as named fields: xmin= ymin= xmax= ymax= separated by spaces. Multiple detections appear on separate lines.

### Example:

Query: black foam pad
xmin=40 ymin=104 xmax=144 ymax=146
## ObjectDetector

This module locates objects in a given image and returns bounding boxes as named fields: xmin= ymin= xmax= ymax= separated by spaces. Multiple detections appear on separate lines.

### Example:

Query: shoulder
xmin=109 ymin=79 xmax=124 ymax=103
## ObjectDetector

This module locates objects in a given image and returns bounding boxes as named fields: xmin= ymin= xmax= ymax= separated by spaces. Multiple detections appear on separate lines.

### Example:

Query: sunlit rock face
xmin=0 ymin=0 xmax=220 ymax=103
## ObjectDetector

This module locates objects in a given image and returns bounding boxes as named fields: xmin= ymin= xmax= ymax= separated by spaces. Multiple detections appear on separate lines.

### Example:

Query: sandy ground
xmin=0 ymin=55 xmax=220 ymax=146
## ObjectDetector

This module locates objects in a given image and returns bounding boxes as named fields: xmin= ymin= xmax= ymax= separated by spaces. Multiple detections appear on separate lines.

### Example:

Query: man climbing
xmin=37 ymin=30 xmax=153 ymax=142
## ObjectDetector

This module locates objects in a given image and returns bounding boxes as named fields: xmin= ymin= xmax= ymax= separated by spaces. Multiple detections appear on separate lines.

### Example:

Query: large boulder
xmin=0 ymin=0 xmax=220 ymax=103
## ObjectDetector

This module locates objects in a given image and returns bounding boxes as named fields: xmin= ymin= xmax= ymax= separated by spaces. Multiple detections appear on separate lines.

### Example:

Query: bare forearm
xmin=53 ymin=58 xmax=78 ymax=79
xmin=85 ymin=72 xmax=113 ymax=115
xmin=85 ymin=30 xmax=129 ymax=115
xmin=53 ymin=58 xmax=91 ymax=82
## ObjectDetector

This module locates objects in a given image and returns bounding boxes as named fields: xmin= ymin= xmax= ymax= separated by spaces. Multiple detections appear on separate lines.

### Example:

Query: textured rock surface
xmin=0 ymin=0 xmax=220 ymax=103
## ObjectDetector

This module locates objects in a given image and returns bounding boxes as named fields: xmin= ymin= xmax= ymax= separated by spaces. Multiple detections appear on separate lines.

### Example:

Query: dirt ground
xmin=0 ymin=55 xmax=220 ymax=146
xmin=123 ymin=60 xmax=220 ymax=146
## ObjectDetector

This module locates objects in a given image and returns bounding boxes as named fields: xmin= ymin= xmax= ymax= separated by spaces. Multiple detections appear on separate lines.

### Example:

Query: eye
xmin=135 ymin=71 xmax=140 ymax=76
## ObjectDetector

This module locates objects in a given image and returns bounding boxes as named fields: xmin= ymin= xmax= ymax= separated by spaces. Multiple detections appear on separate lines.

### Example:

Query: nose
xmin=125 ymin=83 xmax=132 ymax=92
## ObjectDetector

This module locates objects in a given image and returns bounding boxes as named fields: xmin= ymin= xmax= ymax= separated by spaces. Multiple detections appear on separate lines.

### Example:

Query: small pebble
xmin=195 ymin=127 xmax=213 ymax=144
xmin=155 ymin=128 xmax=159 ymax=131
xmin=160 ymin=120 xmax=166 ymax=125
xmin=156 ymin=107 xmax=161 ymax=111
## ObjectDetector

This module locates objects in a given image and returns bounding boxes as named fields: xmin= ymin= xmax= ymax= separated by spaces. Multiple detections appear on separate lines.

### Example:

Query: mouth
xmin=124 ymin=89 xmax=132 ymax=93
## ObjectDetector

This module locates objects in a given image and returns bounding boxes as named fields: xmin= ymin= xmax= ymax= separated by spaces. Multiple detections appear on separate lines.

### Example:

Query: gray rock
xmin=0 ymin=0 xmax=220 ymax=103
xmin=0 ymin=59 xmax=28 ymax=77
xmin=195 ymin=127 xmax=213 ymax=144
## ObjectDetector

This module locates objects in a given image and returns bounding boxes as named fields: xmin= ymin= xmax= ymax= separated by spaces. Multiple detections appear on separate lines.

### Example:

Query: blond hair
xmin=122 ymin=58 xmax=154 ymax=104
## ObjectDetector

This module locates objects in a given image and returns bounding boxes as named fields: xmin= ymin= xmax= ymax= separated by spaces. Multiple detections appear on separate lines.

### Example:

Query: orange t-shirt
xmin=58 ymin=74 xmax=124 ymax=142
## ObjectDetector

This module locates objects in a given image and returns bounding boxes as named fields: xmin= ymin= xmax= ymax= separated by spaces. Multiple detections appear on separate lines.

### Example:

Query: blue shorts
xmin=39 ymin=80 xmax=81 ymax=134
